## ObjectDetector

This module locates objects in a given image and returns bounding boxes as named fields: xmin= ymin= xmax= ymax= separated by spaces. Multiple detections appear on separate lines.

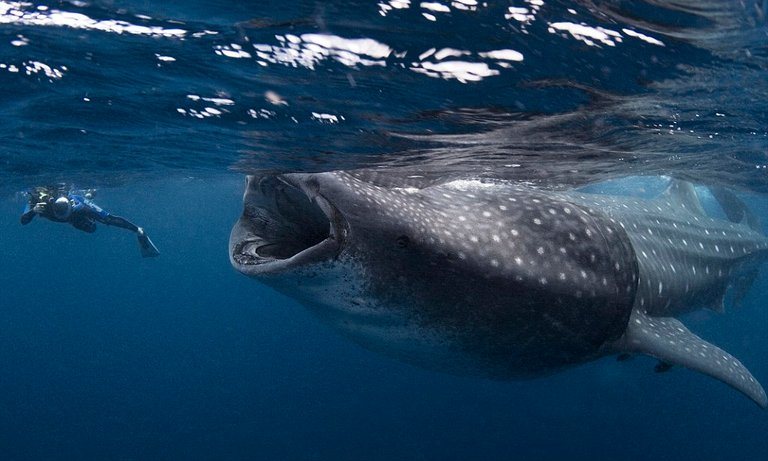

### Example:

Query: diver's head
xmin=52 ymin=196 xmax=72 ymax=219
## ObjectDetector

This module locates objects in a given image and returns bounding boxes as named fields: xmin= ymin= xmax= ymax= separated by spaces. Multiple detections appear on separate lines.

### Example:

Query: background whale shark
xmin=230 ymin=171 xmax=768 ymax=407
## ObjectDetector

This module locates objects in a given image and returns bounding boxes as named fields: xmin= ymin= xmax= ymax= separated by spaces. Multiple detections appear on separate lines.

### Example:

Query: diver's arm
xmin=20 ymin=206 xmax=35 ymax=224
xmin=20 ymin=202 xmax=42 ymax=225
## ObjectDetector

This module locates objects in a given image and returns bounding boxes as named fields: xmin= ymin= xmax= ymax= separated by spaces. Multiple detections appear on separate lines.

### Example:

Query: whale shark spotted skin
xmin=229 ymin=171 xmax=768 ymax=407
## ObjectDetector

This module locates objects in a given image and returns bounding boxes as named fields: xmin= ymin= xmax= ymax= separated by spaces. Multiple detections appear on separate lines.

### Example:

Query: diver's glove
xmin=32 ymin=202 xmax=46 ymax=213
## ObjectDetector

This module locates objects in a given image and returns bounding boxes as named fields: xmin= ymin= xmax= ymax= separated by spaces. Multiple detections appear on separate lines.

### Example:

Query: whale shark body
xmin=230 ymin=171 xmax=768 ymax=407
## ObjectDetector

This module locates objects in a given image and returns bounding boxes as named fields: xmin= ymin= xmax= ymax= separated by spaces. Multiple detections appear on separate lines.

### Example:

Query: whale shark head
xmin=229 ymin=174 xmax=346 ymax=276
xmin=230 ymin=170 xmax=639 ymax=377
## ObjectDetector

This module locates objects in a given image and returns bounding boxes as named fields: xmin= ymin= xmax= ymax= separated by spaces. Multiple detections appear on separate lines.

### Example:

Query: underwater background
xmin=1 ymin=1 xmax=767 ymax=460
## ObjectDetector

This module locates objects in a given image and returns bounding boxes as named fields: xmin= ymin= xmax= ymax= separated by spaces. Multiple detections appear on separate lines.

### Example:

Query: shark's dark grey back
xmin=292 ymin=171 xmax=641 ymax=376
xmin=568 ymin=180 xmax=768 ymax=317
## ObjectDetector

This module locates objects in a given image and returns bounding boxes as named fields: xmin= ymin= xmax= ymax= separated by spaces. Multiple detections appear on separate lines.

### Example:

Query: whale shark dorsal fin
xmin=660 ymin=179 xmax=706 ymax=216
xmin=616 ymin=309 xmax=767 ymax=408
xmin=709 ymin=187 xmax=763 ymax=233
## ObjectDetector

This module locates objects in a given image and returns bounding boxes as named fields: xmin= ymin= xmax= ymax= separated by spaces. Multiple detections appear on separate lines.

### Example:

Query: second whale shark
xmin=230 ymin=171 xmax=768 ymax=407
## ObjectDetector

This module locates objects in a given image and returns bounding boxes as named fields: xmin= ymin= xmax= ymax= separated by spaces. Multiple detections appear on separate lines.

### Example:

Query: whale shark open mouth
xmin=230 ymin=174 xmax=347 ymax=274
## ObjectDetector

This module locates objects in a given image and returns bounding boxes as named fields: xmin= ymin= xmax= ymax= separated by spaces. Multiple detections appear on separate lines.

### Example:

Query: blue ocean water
xmin=1 ymin=1 xmax=767 ymax=460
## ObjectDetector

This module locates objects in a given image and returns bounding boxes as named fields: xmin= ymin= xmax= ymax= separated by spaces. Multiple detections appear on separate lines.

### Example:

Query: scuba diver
xmin=21 ymin=185 xmax=160 ymax=257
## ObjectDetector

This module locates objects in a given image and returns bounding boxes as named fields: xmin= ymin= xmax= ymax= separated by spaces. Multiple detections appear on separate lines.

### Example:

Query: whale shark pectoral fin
xmin=733 ymin=268 xmax=761 ymax=309
xmin=706 ymin=294 xmax=726 ymax=313
xmin=661 ymin=179 xmax=706 ymax=216
xmin=615 ymin=309 xmax=767 ymax=408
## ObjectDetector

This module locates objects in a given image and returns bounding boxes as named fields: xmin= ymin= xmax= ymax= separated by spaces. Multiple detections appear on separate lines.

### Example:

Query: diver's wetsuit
xmin=21 ymin=191 xmax=140 ymax=234
xmin=20 ymin=186 xmax=160 ymax=257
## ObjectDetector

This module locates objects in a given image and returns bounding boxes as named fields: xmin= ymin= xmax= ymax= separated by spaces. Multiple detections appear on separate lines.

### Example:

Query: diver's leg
xmin=100 ymin=214 xmax=141 ymax=233
xmin=71 ymin=217 xmax=97 ymax=233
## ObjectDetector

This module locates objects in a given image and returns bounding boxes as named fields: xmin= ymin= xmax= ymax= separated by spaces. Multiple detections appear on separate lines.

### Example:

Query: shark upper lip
xmin=230 ymin=175 xmax=346 ymax=274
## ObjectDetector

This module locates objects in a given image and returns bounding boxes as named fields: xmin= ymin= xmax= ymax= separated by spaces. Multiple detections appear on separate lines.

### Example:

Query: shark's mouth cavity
xmin=230 ymin=175 xmax=346 ymax=274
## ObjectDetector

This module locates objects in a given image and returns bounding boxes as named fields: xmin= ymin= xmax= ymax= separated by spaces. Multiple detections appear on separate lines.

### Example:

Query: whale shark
xmin=229 ymin=171 xmax=768 ymax=407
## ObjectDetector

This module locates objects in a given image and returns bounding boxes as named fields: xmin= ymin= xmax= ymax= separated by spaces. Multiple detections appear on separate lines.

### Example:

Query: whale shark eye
xmin=395 ymin=235 xmax=410 ymax=248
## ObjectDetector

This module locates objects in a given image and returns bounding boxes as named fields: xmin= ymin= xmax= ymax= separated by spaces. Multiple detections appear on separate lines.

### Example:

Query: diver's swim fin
xmin=137 ymin=228 xmax=160 ymax=257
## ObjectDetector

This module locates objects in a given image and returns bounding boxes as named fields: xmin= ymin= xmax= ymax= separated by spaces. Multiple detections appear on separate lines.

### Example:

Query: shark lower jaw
xmin=229 ymin=175 xmax=346 ymax=276
xmin=230 ymin=235 xmax=343 ymax=276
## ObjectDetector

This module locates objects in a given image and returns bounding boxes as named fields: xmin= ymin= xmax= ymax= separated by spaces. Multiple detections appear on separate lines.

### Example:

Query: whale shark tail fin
xmin=615 ymin=308 xmax=767 ymax=408
xmin=137 ymin=229 xmax=160 ymax=258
